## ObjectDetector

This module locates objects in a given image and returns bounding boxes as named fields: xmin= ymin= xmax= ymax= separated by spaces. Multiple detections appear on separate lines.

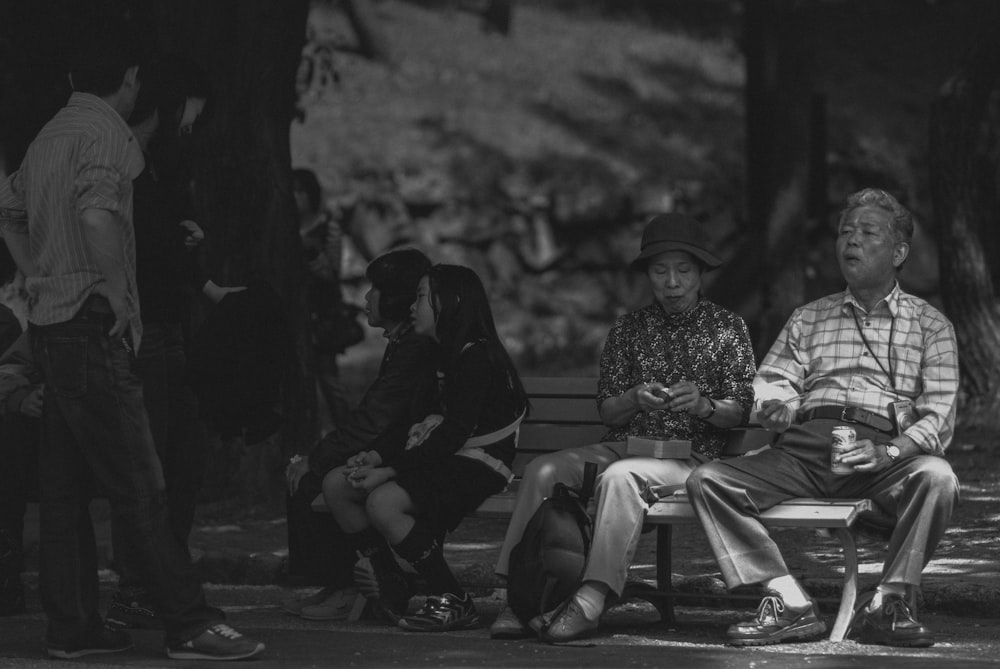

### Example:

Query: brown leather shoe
xmin=537 ymin=598 xmax=599 ymax=644
xmin=853 ymin=594 xmax=934 ymax=647
xmin=727 ymin=593 xmax=826 ymax=646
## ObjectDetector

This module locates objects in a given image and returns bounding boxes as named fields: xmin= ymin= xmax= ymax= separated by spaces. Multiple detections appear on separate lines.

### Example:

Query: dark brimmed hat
xmin=630 ymin=213 xmax=722 ymax=271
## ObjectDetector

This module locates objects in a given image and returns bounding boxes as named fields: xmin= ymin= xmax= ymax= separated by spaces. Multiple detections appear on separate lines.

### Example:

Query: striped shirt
xmin=597 ymin=299 xmax=756 ymax=460
xmin=758 ymin=283 xmax=958 ymax=455
xmin=0 ymin=92 xmax=144 ymax=346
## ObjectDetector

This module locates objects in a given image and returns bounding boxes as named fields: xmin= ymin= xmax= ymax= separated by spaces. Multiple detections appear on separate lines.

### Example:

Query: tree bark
xmin=152 ymin=0 xmax=315 ymax=501
xmin=742 ymin=0 xmax=815 ymax=356
xmin=929 ymin=24 xmax=1000 ymax=427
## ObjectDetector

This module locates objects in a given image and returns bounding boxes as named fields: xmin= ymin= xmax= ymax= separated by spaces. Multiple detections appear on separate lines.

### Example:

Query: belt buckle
xmin=840 ymin=407 xmax=853 ymax=423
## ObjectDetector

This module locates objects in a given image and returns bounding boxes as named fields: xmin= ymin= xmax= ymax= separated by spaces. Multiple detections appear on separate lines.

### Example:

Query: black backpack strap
xmin=579 ymin=461 xmax=598 ymax=506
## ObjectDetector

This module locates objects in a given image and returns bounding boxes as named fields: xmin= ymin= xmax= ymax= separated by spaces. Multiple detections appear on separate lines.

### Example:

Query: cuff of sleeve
xmin=903 ymin=425 xmax=944 ymax=457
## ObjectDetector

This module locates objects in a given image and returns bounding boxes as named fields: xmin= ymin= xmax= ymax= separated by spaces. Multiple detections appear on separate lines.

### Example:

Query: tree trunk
xmin=742 ymin=0 xmax=815 ymax=357
xmin=152 ymin=0 xmax=315 ymax=502
xmin=929 ymin=23 xmax=1000 ymax=428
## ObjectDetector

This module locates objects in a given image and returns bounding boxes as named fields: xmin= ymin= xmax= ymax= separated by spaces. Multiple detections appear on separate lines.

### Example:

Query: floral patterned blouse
xmin=597 ymin=298 xmax=756 ymax=459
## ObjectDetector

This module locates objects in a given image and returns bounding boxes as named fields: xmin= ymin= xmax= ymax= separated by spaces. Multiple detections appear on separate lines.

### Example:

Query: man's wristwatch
xmin=885 ymin=444 xmax=900 ymax=462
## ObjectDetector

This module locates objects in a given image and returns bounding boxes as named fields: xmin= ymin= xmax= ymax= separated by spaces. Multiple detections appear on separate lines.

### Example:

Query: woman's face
xmin=364 ymin=286 xmax=384 ymax=328
xmin=411 ymin=276 xmax=437 ymax=338
xmin=646 ymin=250 xmax=702 ymax=314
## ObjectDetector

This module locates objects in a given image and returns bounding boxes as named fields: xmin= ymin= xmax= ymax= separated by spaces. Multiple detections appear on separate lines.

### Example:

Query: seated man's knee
xmin=911 ymin=456 xmax=959 ymax=495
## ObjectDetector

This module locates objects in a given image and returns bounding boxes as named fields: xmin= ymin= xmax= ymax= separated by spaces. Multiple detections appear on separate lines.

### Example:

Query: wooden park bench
xmin=314 ymin=376 xmax=874 ymax=641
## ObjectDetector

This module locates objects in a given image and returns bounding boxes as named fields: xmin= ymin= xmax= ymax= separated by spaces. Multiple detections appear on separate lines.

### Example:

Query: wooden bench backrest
xmin=516 ymin=376 xmax=774 ymax=476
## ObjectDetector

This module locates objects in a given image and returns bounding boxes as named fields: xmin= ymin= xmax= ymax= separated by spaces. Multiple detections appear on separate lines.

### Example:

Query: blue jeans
xmin=115 ymin=321 xmax=208 ymax=591
xmin=31 ymin=296 xmax=222 ymax=645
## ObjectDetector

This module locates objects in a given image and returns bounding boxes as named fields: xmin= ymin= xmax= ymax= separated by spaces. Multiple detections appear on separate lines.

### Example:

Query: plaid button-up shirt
xmin=758 ymin=283 xmax=958 ymax=455
xmin=0 ymin=92 xmax=144 ymax=347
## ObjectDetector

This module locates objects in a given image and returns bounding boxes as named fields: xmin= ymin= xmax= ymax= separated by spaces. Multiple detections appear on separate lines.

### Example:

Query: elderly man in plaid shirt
xmin=687 ymin=188 xmax=959 ymax=649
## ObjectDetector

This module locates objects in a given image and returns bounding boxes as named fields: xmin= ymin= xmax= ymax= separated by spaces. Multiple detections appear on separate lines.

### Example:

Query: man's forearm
xmin=80 ymin=208 xmax=127 ymax=294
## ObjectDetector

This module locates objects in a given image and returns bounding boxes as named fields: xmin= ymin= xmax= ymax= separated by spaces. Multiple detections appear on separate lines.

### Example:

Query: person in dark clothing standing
xmin=323 ymin=264 xmax=528 ymax=633
xmin=283 ymin=248 xmax=436 ymax=620
xmin=0 ymin=25 xmax=263 ymax=660
xmin=104 ymin=55 xmax=239 ymax=631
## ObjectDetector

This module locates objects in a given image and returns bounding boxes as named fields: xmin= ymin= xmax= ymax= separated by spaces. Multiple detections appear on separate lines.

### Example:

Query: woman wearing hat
xmin=490 ymin=213 xmax=756 ymax=643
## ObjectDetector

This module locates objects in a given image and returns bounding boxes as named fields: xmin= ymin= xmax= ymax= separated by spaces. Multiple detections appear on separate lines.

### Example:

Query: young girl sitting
xmin=322 ymin=264 xmax=528 ymax=632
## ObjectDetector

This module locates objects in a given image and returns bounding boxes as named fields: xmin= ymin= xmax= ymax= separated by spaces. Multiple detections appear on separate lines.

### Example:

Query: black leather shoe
xmin=853 ymin=594 xmax=934 ymax=647
xmin=727 ymin=593 xmax=827 ymax=646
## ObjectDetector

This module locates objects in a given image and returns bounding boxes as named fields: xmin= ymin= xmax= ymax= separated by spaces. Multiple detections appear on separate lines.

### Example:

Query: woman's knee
xmin=522 ymin=452 xmax=575 ymax=489
xmin=365 ymin=484 xmax=407 ymax=527
xmin=685 ymin=461 xmax=722 ymax=498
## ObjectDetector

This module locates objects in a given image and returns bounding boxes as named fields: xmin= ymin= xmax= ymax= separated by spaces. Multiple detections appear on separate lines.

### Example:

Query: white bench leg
xmin=829 ymin=528 xmax=859 ymax=642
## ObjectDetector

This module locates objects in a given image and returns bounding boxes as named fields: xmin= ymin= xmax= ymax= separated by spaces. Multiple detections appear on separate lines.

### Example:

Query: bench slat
xmin=517 ymin=424 xmax=608 ymax=451
xmin=525 ymin=397 xmax=602 ymax=424
xmin=523 ymin=377 xmax=598 ymax=397
xmin=646 ymin=496 xmax=872 ymax=528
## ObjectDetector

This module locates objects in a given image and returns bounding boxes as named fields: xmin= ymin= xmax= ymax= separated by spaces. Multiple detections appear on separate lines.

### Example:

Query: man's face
xmin=364 ymin=286 xmax=384 ymax=328
xmin=836 ymin=205 xmax=907 ymax=292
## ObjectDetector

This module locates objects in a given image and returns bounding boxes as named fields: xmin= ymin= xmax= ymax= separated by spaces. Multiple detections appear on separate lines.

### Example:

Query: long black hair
xmin=427 ymin=264 xmax=528 ymax=414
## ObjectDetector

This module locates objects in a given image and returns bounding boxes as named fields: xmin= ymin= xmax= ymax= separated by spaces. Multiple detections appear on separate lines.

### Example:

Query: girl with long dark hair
xmin=323 ymin=264 xmax=527 ymax=632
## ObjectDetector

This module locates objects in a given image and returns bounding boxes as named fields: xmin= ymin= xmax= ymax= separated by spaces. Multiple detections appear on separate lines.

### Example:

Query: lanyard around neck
xmin=851 ymin=305 xmax=896 ymax=390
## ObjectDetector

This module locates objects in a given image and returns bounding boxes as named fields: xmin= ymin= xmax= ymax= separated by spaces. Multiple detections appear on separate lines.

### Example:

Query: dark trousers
xmin=115 ymin=321 xmax=207 ymax=590
xmin=31 ymin=297 xmax=222 ymax=645
xmin=686 ymin=419 xmax=960 ymax=589
xmin=286 ymin=471 xmax=356 ymax=588
xmin=0 ymin=413 xmax=39 ymax=575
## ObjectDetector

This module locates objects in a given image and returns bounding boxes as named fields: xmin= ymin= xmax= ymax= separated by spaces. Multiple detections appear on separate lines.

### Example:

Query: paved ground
xmin=2 ymin=431 xmax=998 ymax=666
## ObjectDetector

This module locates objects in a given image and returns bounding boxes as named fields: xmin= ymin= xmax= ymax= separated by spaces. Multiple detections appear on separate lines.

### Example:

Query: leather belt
xmin=801 ymin=405 xmax=894 ymax=435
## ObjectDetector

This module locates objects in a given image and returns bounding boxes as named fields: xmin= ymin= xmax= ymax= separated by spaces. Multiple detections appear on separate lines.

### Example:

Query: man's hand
xmin=91 ymin=283 xmax=130 ymax=338
xmin=285 ymin=455 xmax=310 ymax=496
xmin=20 ymin=386 xmax=43 ymax=418
xmin=757 ymin=399 xmax=795 ymax=432
xmin=842 ymin=438 xmax=891 ymax=473
xmin=202 ymin=279 xmax=247 ymax=304
xmin=179 ymin=219 xmax=205 ymax=248
xmin=347 ymin=466 xmax=394 ymax=492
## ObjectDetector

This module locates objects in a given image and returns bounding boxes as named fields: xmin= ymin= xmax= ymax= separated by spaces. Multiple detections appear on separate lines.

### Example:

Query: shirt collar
xmin=842 ymin=281 xmax=901 ymax=317
xmin=68 ymin=92 xmax=132 ymax=134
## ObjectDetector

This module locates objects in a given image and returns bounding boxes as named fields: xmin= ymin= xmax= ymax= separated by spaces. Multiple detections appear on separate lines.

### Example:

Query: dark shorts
xmin=395 ymin=455 xmax=508 ymax=535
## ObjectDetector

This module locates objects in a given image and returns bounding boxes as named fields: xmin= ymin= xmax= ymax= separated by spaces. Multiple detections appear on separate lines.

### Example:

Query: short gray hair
xmin=839 ymin=188 xmax=914 ymax=244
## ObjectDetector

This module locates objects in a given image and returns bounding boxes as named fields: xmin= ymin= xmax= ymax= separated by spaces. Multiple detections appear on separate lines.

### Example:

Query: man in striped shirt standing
xmin=686 ymin=188 xmax=959 ymax=649
xmin=0 ymin=24 xmax=263 ymax=661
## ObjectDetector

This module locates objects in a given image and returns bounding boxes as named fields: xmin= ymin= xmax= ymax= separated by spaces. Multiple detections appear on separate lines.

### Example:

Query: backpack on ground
xmin=507 ymin=462 xmax=598 ymax=624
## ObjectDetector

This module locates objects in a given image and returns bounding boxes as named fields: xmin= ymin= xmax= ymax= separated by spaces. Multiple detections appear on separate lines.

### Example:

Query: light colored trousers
xmin=495 ymin=441 xmax=701 ymax=596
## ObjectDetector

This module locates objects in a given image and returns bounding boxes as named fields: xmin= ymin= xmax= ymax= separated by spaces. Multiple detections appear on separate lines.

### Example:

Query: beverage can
xmin=830 ymin=425 xmax=856 ymax=475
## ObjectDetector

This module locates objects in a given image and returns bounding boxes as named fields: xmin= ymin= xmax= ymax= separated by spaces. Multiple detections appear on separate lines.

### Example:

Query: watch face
xmin=887 ymin=445 xmax=901 ymax=458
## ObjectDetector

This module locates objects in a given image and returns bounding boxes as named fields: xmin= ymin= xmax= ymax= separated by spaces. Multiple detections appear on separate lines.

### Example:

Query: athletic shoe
xmin=165 ymin=623 xmax=265 ymax=661
xmin=489 ymin=603 xmax=531 ymax=640
xmin=727 ymin=593 xmax=826 ymax=646
xmin=300 ymin=587 xmax=359 ymax=621
xmin=47 ymin=625 xmax=133 ymax=659
xmin=398 ymin=593 xmax=479 ymax=632
xmin=106 ymin=589 xmax=163 ymax=629
xmin=538 ymin=597 xmax=600 ymax=643
xmin=853 ymin=594 xmax=934 ymax=647
xmin=282 ymin=586 xmax=337 ymax=616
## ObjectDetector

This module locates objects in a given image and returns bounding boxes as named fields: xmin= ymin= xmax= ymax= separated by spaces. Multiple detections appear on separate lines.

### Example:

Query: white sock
xmin=573 ymin=583 xmax=606 ymax=622
xmin=764 ymin=575 xmax=810 ymax=609
xmin=869 ymin=582 xmax=907 ymax=611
